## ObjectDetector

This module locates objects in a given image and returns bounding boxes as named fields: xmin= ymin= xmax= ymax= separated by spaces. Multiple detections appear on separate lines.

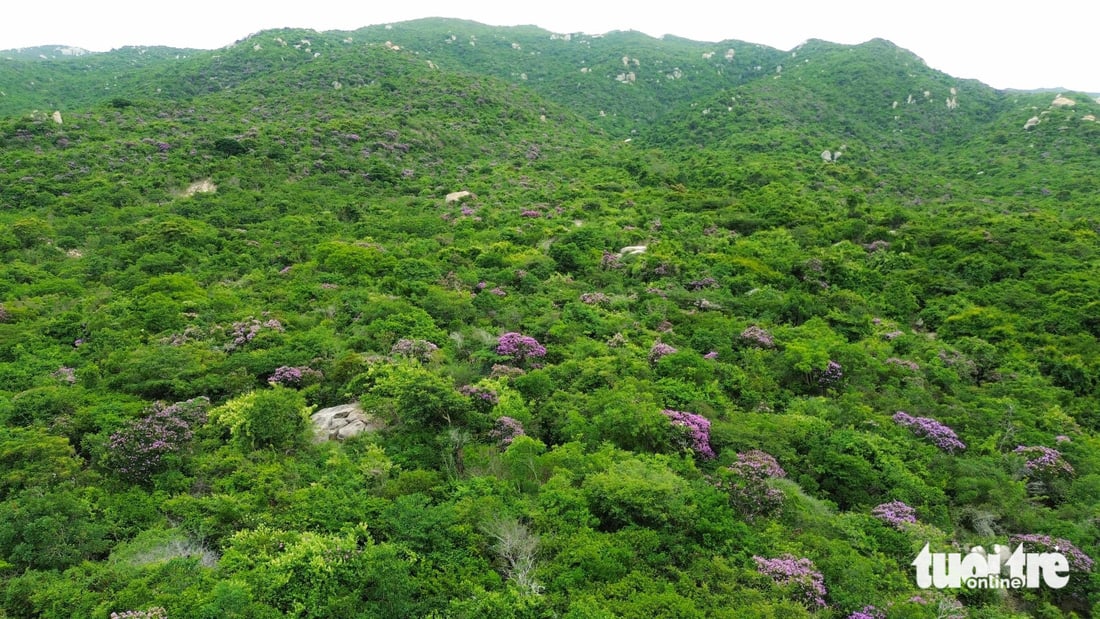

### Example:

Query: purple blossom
xmin=489 ymin=416 xmax=525 ymax=447
xmin=648 ymin=341 xmax=677 ymax=363
xmin=1013 ymin=445 xmax=1074 ymax=476
xmin=600 ymin=251 xmax=621 ymax=270
xmin=662 ymin=409 xmax=714 ymax=459
xmin=818 ymin=360 xmax=843 ymax=386
xmin=1009 ymin=534 xmax=1093 ymax=572
xmin=476 ymin=281 xmax=488 ymax=290
xmin=520 ymin=209 xmax=542 ymax=218
xmin=754 ymin=554 xmax=827 ymax=608
xmin=460 ymin=384 xmax=499 ymax=408
xmin=872 ymin=500 xmax=918 ymax=528
xmin=460 ymin=206 xmax=476 ymax=216
xmin=1055 ymin=435 xmax=1071 ymax=443
xmin=848 ymin=606 xmax=885 ymax=619
xmin=606 ymin=332 xmax=627 ymax=348
xmin=882 ymin=330 xmax=905 ymax=340
xmin=490 ymin=364 xmax=526 ymax=378
xmin=267 ymin=365 xmax=322 ymax=386
xmin=730 ymin=450 xmax=786 ymax=479
xmin=580 ymin=292 xmax=610 ymax=305
xmin=885 ymin=357 xmax=920 ymax=371
xmin=225 ymin=317 xmax=284 ymax=351
xmin=893 ymin=411 xmax=966 ymax=452
xmin=496 ymin=332 xmax=546 ymax=363
xmin=110 ymin=609 xmax=167 ymax=619
xmin=390 ymin=338 xmax=439 ymax=362
xmin=489 ymin=287 xmax=507 ymax=296
xmin=864 ymin=240 xmax=890 ymax=253
xmin=724 ymin=450 xmax=787 ymax=519
xmin=279 ymin=265 xmax=293 ymax=274
xmin=703 ymin=351 xmax=719 ymax=360
xmin=686 ymin=276 xmax=718 ymax=291
xmin=73 ymin=338 xmax=84 ymax=347
xmin=740 ymin=325 xmax=775 ymax=348
xmin=104 ymin=398 xmax=209 ymax=482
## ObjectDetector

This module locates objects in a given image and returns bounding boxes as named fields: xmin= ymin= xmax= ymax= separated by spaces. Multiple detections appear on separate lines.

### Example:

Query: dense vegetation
xmin=2 ymin=18 xmax=1099 ymax=618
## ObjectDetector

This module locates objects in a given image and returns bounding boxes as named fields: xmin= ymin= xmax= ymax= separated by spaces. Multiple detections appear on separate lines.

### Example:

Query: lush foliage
xmin=1 ymin=17 xmax=1099 ymax=619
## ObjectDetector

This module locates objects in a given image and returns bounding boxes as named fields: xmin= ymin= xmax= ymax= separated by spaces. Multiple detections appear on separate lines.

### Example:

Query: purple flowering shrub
xmin=496 ymin=332 xmax=546 ymax=364
xmin=390 ymin=338 xmax=439 ymax=362
xmin=686 ymin=276 xmax=718 ymax=291
xmin=579 ymin=292 xmax=610 ymax=305
xmin=818 ymin=360 xmax=843 ymax=386
xmin=224 ymin=317 xmax=284 ymax=352
xmin=848 ymin=605 xmax=885 ymax=619
xmin=723 ymin=450 xmax=787 ymax=520
xmin=661 ymin=409 xmax=715 ymax=459
xmin=740 ymin=325 xmax=775 ymax=348
xmin=1013 ymin=445 xmax=1074 ymax=477
xmin=489 ymin=416 xmax=526 ymax=447
xmin=110 ymin=609 xmax=167 ymax=619
xmin=754 ymin=554 xmax=827 ymax=608
xmin=871 ymin=500 xmax=918 ymax=529
xmin=648 ymin=341 xmax=677 ymax=364
xmin=1009 ymin=534 xmax=1094 ymax=571
xmin=268 ymin=365 xmax=323 ymax=387
xmin=893 ymin=411 xmax=966 ymax=452
xmin=460 ymin=384 xmax=500 ymax=413
xmin=104 ymin=398 xmax=209 ymax=482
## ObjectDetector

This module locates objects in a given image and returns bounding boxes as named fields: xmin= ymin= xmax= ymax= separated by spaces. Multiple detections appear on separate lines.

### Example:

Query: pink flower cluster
xmin=662 ymin=409 xmax=715 ymax=459
xmin=725 ymin=450 xmax=787 ymax=519
xmin=460 ymin=384 xmax=499 ymax=406
xmin=110 ymin=609 xmax=167 ymax=619
xmin=1009 ymin=534 xmax=1094 ymax=572
xmin=648 ymin=341 xmax=677 ymax=363
xmin=893 ymin=411 xmax=966 ymax=452
xmin=390 ymin=338 xmax=439 ymax=362
xmin=225 ymin=317 xmax=284 ymax=351
xmin=740 ymin=325 xmax=775 ymax=348
xmin=105 ymin=398 xmax=209 ymax=482
xmin=268 ymin=365 xmax=323 ymax=386
xmin=731 ymin=450 xmax=787 ymax=479
xmin=686 ymin=277 xmax=718 ymax=291
xmin=489 ymin=416 xmax=525 ymax=447
xmin=753 ymin=554 xmax=827 ymax=608
xmin=871 ymin=500 xmax=918 ymax=528
xmin=490 ymin=364 xmax=526 ymax=378
xmin=496 ymin=332 xmax=546 ymax=363
xmin=580 ymin=292 xmax=610 ymax=305
xmin=1013 ymin=445 xmax=1074 ymax=476
xmin=885 ymin=357 xmax=920 ymax=371
xmin=818 ymin=360 xmax=843 ymax=386
xmin=848 ymin=605 xmax=885 ymax=619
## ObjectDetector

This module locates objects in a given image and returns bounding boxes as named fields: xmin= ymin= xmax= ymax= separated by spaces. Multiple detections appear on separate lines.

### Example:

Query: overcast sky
xmin=3 ymin=1 xmax=1098 ymax=93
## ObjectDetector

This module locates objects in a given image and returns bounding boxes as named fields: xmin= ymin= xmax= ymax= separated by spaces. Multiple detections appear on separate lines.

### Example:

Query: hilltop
xmin=1 ymin=18 xmax=1099 ymax=619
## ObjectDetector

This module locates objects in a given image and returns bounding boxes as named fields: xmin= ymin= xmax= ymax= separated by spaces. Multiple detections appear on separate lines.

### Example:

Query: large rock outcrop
xmin=310 ymin=403 xmax=380 ymax=442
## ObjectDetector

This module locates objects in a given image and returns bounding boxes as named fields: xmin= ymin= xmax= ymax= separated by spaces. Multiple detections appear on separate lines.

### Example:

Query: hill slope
xmin=1 ymin=19 xmax=1099 ymax=619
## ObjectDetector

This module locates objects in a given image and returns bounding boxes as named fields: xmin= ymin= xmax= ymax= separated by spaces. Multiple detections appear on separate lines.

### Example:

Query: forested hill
xmin=1 ymin=18 xmax=1099 ymax=619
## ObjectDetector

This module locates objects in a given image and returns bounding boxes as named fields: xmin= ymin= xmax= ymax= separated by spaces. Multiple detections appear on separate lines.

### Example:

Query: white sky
xmin=2 ymin=1 xmax=1099 ymax=93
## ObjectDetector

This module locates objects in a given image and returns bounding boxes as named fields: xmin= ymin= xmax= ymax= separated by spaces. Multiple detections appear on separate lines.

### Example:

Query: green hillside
xmin=1 ymin=19 xmax=1099 ymax=619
